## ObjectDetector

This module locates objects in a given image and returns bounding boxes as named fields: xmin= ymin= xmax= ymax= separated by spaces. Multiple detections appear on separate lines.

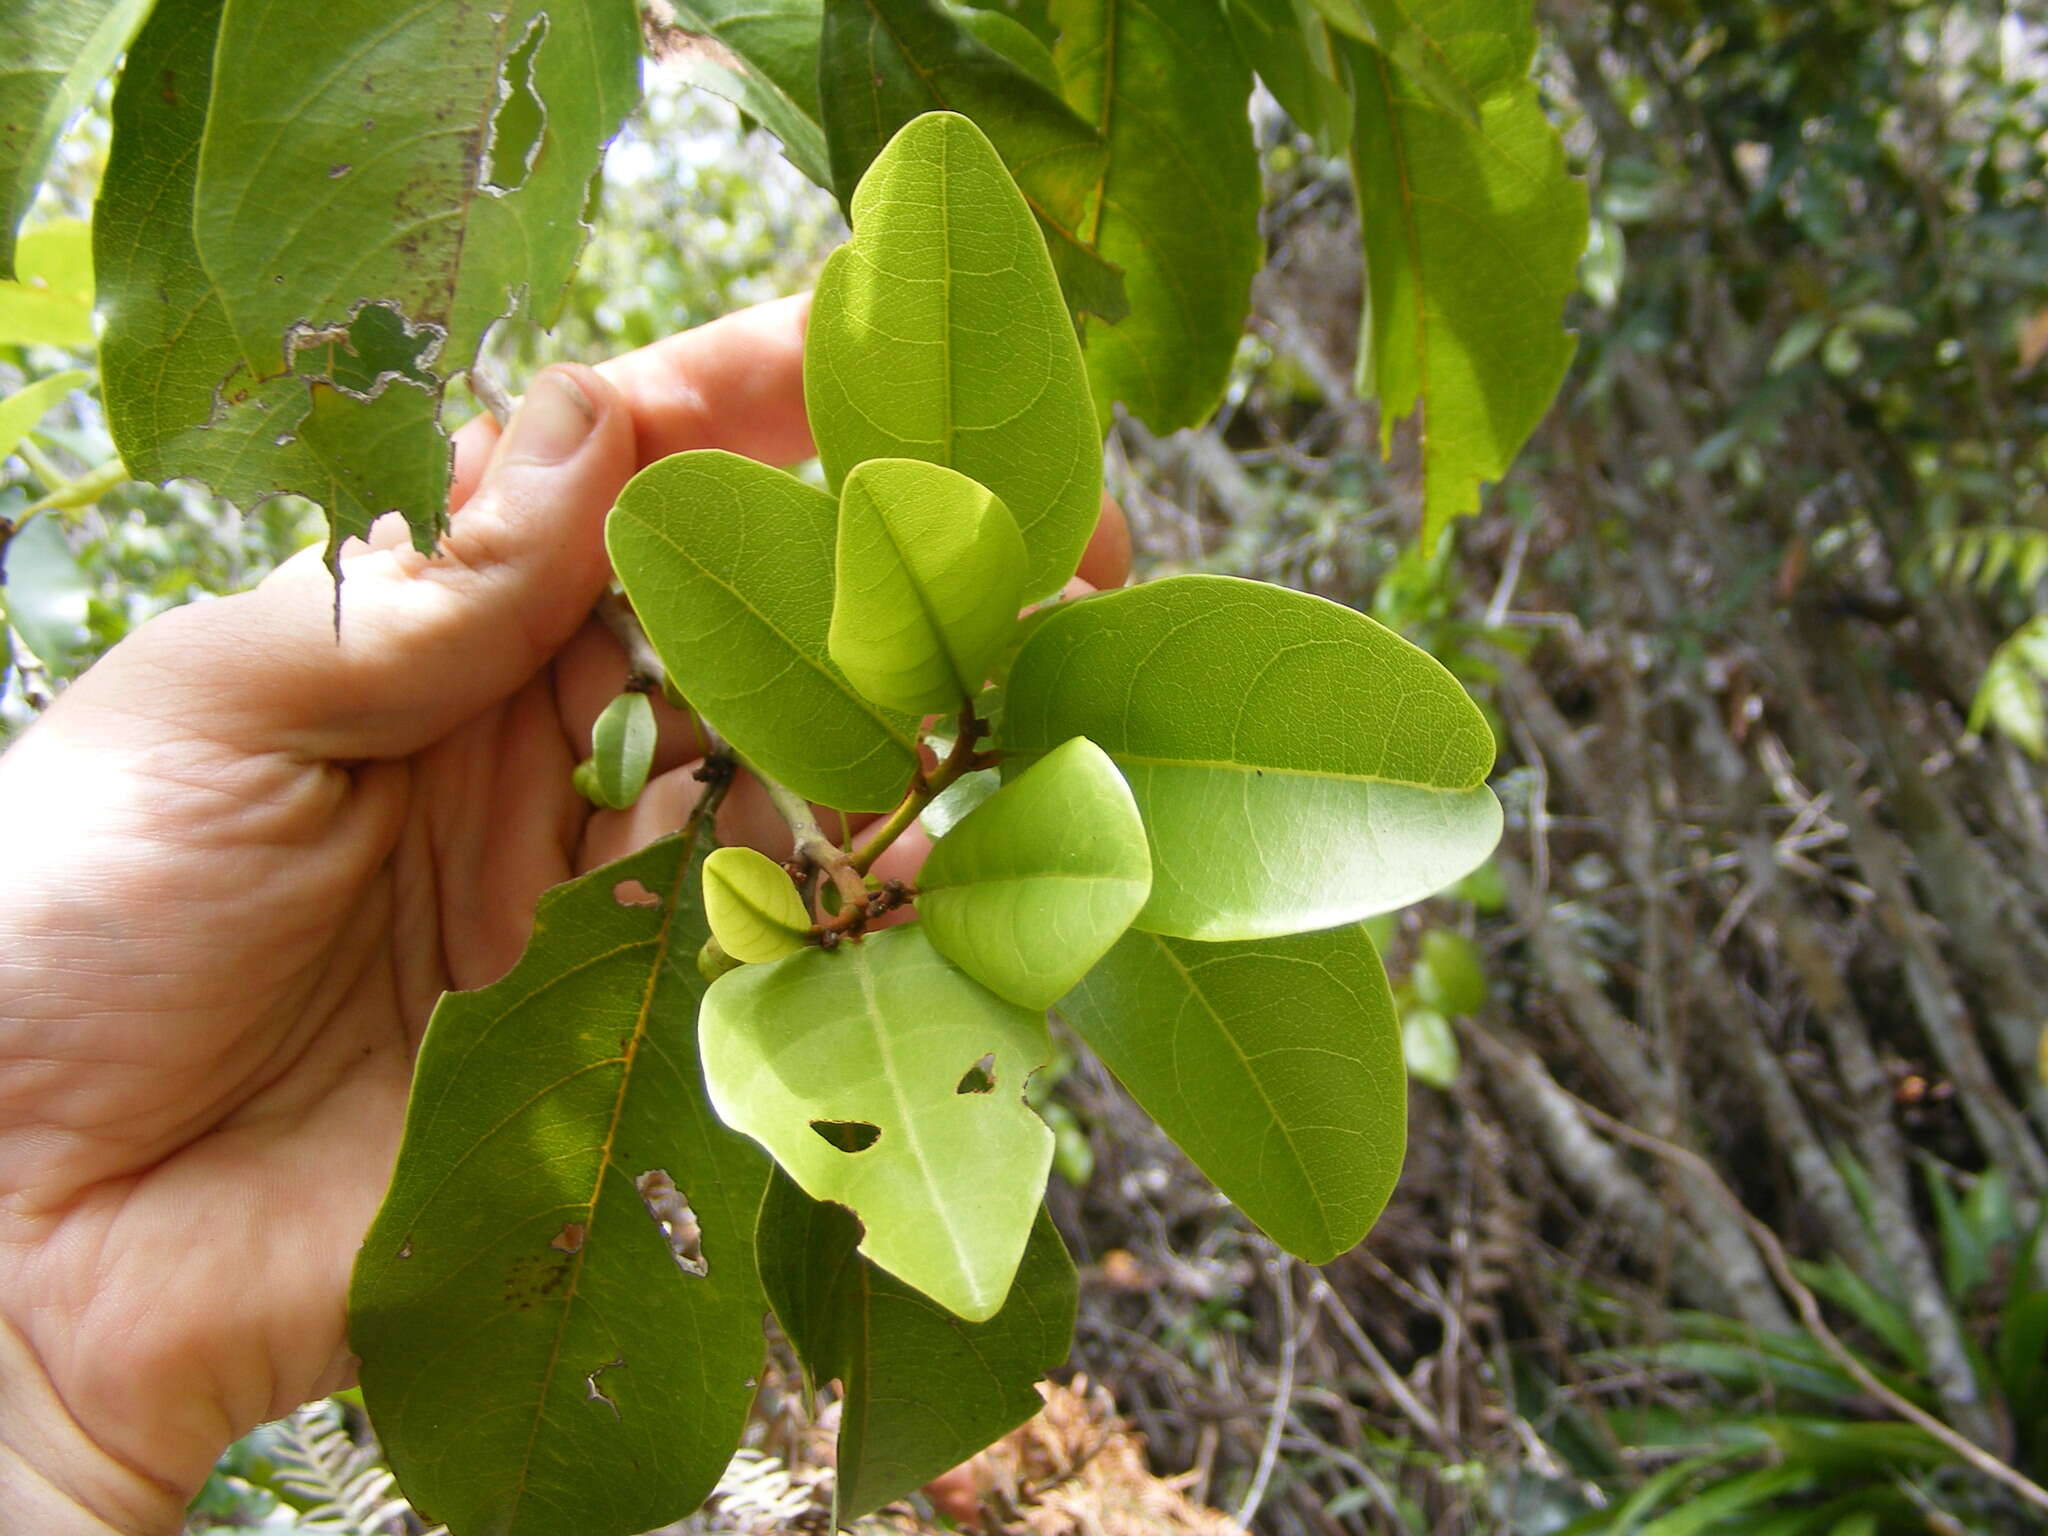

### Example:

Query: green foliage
xmin=666 ymin=0 xmax=833 ymax=186
xmin=574 ymin=691 xmax=657 ymax=810
xmin=1968 ymin=616 xmax=2048 ymax=760
xmin=703 ymin=845 xmax=813 ymax=963
xmin=0 ymin=218 xmax=93 ymax=345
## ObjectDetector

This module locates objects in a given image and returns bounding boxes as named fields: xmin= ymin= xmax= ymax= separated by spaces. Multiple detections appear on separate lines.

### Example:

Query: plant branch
xmin=848 ymin=703 xmax=988 ymax=876
xmin=594 ymin=591 xmax=666 ymax=695
xmin=761 ymin=777 xmax=868 ymax=912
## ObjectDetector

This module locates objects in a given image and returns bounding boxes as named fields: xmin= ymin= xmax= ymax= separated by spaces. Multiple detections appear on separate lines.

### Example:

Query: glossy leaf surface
xmin=1000 ymin=575 xmax=1502 ymax=939
xmin=758 ymin=1172 xmax=1076 ymax=1523
xmin=830 ymin=458 xmax=1026 ymax=714
xmin=703 ymin=845 xmax=812 ymax=964
xmin=918 ymin=736 xmax=1151 ymax=1008
xmin=586 ymin=691 xmax=657 ymax=811
xmin=0 ymin=219 xmax=93 ymax=346
xmin=1343 ymin=21 xmax=1586 ymax=547
xmin=607 ymin=450 xmax=922 ymax=812
xmin=818 ymin=0 xmax=1127 ymax=323
xmin=1057 ymin=922 xmax=1405 ymax=1262
xmin=352 ymin=827 xmax=773 ymax=1536
xmin=1051 ymin=0 xmax=1262 ymax=432
xmin=701 ymin=924 xmax=1053 ymax=1320
xmin=806 ymin=112 xmax=1104 ymax=604
xmin=667 ymin=0 xmax=832 ymax=187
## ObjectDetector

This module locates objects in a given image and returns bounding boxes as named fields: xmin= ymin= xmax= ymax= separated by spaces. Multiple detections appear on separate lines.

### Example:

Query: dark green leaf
xmin=668 ymin=0 xmax=834 ymax=187
xmin=351 ymin=826 xmax=773 ymax=1536
xmin=757 ymin=1171 xmax=1075 ymax=1524
xmin=1057 ymin=922 xmax=1405 ymax=1263
xmin=1223 ymin=0 xmax=1351 ymax=152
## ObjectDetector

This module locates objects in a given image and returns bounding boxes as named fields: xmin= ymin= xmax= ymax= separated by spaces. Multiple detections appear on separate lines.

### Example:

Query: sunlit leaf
xmin=918 ymin=736 xmax=1151 ymax=1008
xmin=806 ymin=112 xmax=1104 ymax=603
xmin=0 ymin=219 xmax=94 ymax=346
xmin=830 ymin=458 xmax=1026 ymax=714
xmin=1000 ymin=575 xmax=1501 ymax=939
xmin=703 ymin=845 xmax=812 ymax=964
xmin=1057 ymin=922 xmax=1405 ymax=1263
xmin=352 ymin=826 xmax=773 ymax=1536
xmin=607 ymin=449 xmax=922 ymax=812
xmin=757 ymin=1172 xmax=1076 ymax=1524
xmin=701 ymin=923 xmax=1053 ymax=1320
xmin=1308 ymin=0 xmax=1510 ymax=124
xmin=0 ymin=368 xmax=88 ymax=464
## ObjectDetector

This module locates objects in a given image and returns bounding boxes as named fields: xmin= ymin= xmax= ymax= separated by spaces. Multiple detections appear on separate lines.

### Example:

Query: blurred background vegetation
xmin=7 ymin=0 xmax=2048 ymax=1531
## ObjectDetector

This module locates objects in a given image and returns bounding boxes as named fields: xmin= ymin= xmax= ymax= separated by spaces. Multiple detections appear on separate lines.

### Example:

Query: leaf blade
xmin=703 ymin=845 xmax=812 ymax=963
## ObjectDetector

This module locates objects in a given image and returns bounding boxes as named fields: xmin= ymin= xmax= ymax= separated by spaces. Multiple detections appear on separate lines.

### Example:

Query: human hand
xmin=0 ymin=295 xmax=1129 ymax=1533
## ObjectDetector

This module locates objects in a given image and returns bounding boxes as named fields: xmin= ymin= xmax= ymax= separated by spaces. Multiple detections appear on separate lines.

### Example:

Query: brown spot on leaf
xmin=551 ymin=1221 xmax=587 ymax=1254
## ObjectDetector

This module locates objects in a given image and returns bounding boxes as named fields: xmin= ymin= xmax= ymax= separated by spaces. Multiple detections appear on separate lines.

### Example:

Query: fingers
xmin=1078 ymin=493 xmax=1131 ymax=590
xmin=597 ymin=293 xmax=814 ymax=469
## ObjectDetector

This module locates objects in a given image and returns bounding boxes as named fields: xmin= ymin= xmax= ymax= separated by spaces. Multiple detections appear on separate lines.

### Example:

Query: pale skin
xmin=0 ymin=296 xmax=1131 ymax=1534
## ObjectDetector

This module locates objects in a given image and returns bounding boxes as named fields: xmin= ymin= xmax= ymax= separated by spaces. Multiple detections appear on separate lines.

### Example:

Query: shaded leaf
xmin=703 ymin=845 xmax=812 ymax=964
xmin=918 ymin=736 xmax=1151 ymax=1008
xmin=351 ymin=826 xmax=773 ymax=1536
xmin=0 ymin=219 xmax=93 ymax=346
xmin=830 ymin=458 xmax=1026 ymax=714
xmin=2 ymin=511 xmax=90 ymax=668
xmin=1401 ymin=1006 xmax=1458 ymax=1088
xmin=585 ymin=691 xmax=657 ymax=810
xmin=1051 ymin=0 xmax=1262 ymax=432
xmin=0 ymin=368 xmax=89 ymax=464
xmin=1057 ymin=921 xmax=1405 ymax=1263
xmin=667 ymin=0 xmax=834 ymax=188
xmin=607 ymin=449 xmax=921 ymax=812
xmin=758 ymin=1172 xmax=1076 ymax=1524
xmin=806 ymin=112 xmax=1104 ymax=604
xmin=1223 ymin=0 xmax=1351 ymax=153
xmin=701 ymin=923 xmax=1053 ymax=1320
xmin=1000 ymin=575 xmax=1501 ymax=939
xmin=1308 ymin=0 xmax=1509 ymax=124
xmin=1413 ymin=928 xmax=1485 ymax=1015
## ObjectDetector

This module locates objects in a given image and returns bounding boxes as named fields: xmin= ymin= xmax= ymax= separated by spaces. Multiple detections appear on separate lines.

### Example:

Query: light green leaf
xmin=0 ymin=219 xmax=93 ymax=346
xmin=817 ymin=0 xmax=1129 ymax=324
xmin=0 ymin=0 xmax=151 ymax=278
xmin=1224 ymin=0 xmax=1351 ymax=152
xmin=1413 ymin=928 xmax=1485 ymax=1015
xmin=0 ymin=368 xmax=88 ymax=463
xmin=1056 ymin=922 xmax=1405 ymax=1263
xmin=1401 ymin=1006 xmax=1458 ymax=1088
xmin=700 ymin=923 xmax=1054 ymax=1321
xmin=949 ymin=3 xmax=1063 ymax=93
xmin=95 ymin=0 xmax=451 ymax=564
xmin=1000 ymin=575 xmax=1502 ymax=940
xmin=667 ymin=0 xmax=834 ymax=188
xmin=757 ymin=1172 xmax=1076 ymax=1524
xmin=351 ymin=826 xmax=773 ymax=1536
xmin=703 ymin=845 xmax=812 ymax=963
xmin=1343 ymin=24 xmax=1587 ymax=549
xmin=1051 ymin=0 xmax=1262 ymax=433
xmin=607 ymin=449 xmax=922 ymax=812
xmin=831 ymin=458 xmax=1026 ymax=714
xmin=806 ymin=112 xmax=1104 ymax=604
xmin=918 ymin=736 xmax=1151 ymax=1008
xmin=584 ymin=691 xmax=657 ymax=811
xmin=920 ymin=765 xmax=1001 ymax=839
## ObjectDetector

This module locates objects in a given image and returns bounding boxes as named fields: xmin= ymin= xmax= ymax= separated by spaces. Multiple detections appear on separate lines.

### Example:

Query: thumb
xmin=111 ymin=364 xmax=637 ymax=762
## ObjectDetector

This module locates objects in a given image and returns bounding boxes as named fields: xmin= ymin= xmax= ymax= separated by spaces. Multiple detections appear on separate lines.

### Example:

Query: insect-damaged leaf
xmin=350 ymin=826 xmax=772 ymax=1536
xmin=703 ymin=845 xmax=811 ymax=964
xmin=1000 ymin=575 xmax=1502 ymax=940
xmin=758 ymin=1172 xmax=1077 ymax=1525
xmin=806 ymin=112 xmax=1103 ymax=605
xmin=701 ymin=923 xmax=1054 ymax=1321
xmin=1057 ymin=922 xmax=1405 ymax=1264
xmin=607 ymin=449 xmax=922 ymax=813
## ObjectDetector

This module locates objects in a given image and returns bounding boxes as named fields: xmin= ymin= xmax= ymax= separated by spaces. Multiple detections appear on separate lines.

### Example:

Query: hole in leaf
xmin=613 ymin=879 xmax=660 ymax=908
xmin=283 ymin=301 xmax=442 ymax=400
xmin=481 ymin=13 xmax=548 ymax=193
xmin=396 ymin=1238 xmax=413 ymax=1260
xmin=585 ymin=1355 xmax=624 ymax=1417
xmin=810 ymin=1119 xmax=881 ymax=1153
xmin=956 ymin=1053 xmax=997 ymax=1095
xmin=550 ymin=1221 xmax=586 ymax=1254
xmin=635 ymin=1169 xmax=706 ymax=1276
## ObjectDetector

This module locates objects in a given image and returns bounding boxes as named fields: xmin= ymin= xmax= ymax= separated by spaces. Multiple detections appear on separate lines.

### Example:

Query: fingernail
xmin=495 ymin=369 xmax=596 ymax=468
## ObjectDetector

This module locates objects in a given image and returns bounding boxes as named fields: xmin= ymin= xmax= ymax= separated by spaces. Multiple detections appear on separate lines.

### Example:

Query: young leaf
xmin=700 ymin=924 xmax=1054 ymax=1321
xmin=818 ymin=0 xmax=1127 ymax=324
xmin=583 ymin=691 xmax=657 ymax=811
xmin=0 ymin=0 xmax=151 ymax=277
xmin=1342 ymin=24 xmax=1587 ymax=548
xmin=1050 ymin=0 xmax=1263 ymax=433
xmin=703 ymin=845 xmax=812 ymax=964
xmin=1057 ymin=922 xmax=1405 ymax=1263
xmin=918 ymin=736 xmax=1151 ymax=1009
xmin=351 ymin=826 xmax=773 ymax=1536
xmin=607 ymin=450 xmax=922 ymax=812
xmin=757 ymin=1172 xmax=1077 ymax=1524
xmin=806 ymin=111 xmax=1104 ymax=605
xmin=0 ymin=219 xmax=94 ymax=346
xmin=999 ymin=575 xmax=1502 ymax=939
xmin=830 ymin=458 xmax=1027 ymax=714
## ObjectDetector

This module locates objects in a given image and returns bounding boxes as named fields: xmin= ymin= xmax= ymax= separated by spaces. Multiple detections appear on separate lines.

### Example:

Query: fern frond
xmin=1919 ymin=525 xmax=2048 ymax=598
xmin=1969 ymin=615 xmax=2048 ymax=758
xmin=264 ymin=1400 xmax=434 ymax=1536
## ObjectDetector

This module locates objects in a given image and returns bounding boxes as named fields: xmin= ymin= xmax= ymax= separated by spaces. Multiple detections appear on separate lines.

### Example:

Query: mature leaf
xmin=758 ymin=1173 xmax=1076 ymax=1524
xmin=700 ymin=923 xmax=1053 ymax=1320
xmin=831 ymin=458 xmax=1026 ymax=714
xmin=817 ymin=0 xmax=1128 ymax=323
xmin=607 ymin=450 xmax=921 ymax=812
xmin=1051 ymin=0 xmax=1262 ymax=432
xmin=1343 ymin=22 xmax=1587 ymax=548
xmin=0 ymin=219 xmax=93 ymax=346
xmin=999 ymin=575 xmax=1501 ymax=939
xmin=918 ymin=736 xmax=1151 ymax=1008
xmin=951 ymin=5 xmax=1063 ymax=92
xmin=95 ymin=0 xmax=451 ymax=563
xmin=0 ymin=369 xmax=89 ymax=464
xmin=585 ymin=691 xmax=657 ymax=810
xmin=1057 ymin=922 xmax=1404 ymax=1263
xmin=351 ymin=826 xmax=773 ymax=1536
xmin=806 ymin=112 xmax=1103 ymax=604
xmin=703 ymin=845 xmax=812 ymax=963
xmin=1223 ymin=0 xmax=1351 ymax=153
xmin=0 ymin=0 xmax=151 ymax=278
xmin=666 ymin=0 xmax=834 ymax=188
xmin=1306 ymin=0 xmax=1512 ymax=124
